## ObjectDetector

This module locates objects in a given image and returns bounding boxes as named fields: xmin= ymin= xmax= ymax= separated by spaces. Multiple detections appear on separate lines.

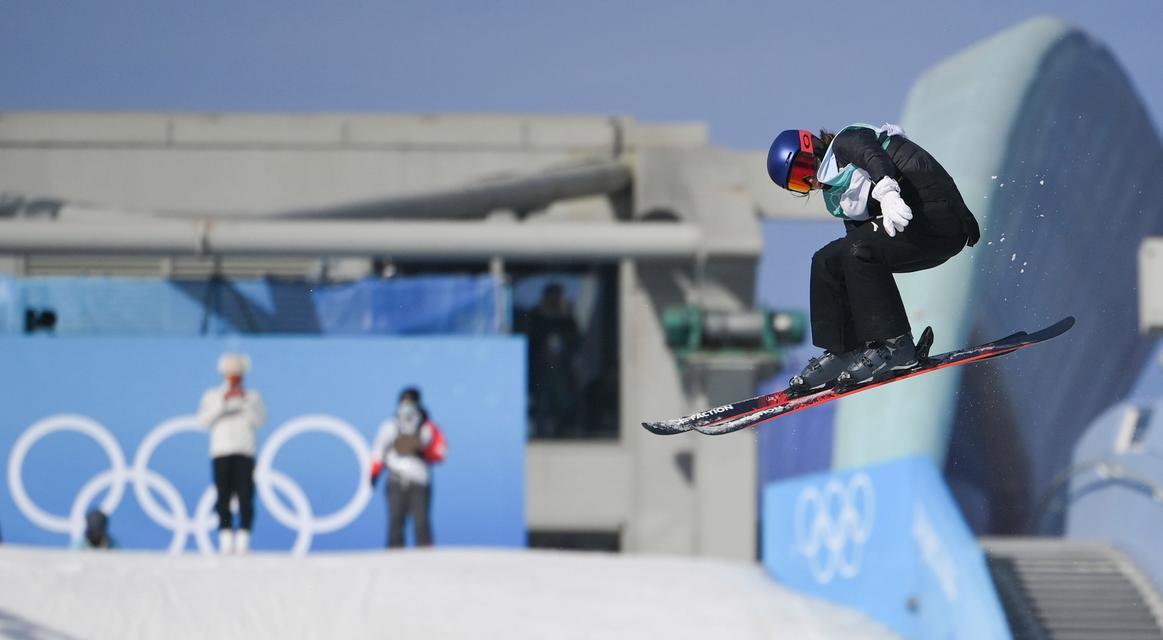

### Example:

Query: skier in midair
xmin=766 ymin=124 xmax=980 ymax=390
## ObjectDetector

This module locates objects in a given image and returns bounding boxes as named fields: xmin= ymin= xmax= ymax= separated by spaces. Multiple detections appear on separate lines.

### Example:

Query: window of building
xmin=527 ymin=529 xmax=621 ymax=552
xmin=510 ymin=265 xmax=619 ymax=440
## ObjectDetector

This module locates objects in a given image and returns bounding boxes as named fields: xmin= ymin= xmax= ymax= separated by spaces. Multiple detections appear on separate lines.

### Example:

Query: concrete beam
xmin=270 ymin=159 xmax=631 ymax=220
xmin=0 ymin=219 xmax=753 ymax=262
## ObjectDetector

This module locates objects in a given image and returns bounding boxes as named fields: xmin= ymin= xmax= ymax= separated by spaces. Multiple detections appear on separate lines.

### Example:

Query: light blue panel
xmin=10 ymin=276 xmax=212 ymax=335
xmin=1125 ymin=339 xmax=1163 ymax=405
xmin=0 ymin=275 xmax=503 ymax=336
xmin=314 ymin=276 xmax=501 ymax=335
xmin=0 ymin=336 xmax=526 ymax=552
xmin=1067 ymin=394 xmax=1163 ymax=590
xmin=0 ymin=278 xmax=18 ymax=334
xmin=762 ymin=457 xmax=1010 ymax=639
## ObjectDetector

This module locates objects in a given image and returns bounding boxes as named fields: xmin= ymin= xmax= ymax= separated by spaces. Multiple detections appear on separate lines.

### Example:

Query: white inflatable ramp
xmin=0 ymin=546 xmax=897 ymax=639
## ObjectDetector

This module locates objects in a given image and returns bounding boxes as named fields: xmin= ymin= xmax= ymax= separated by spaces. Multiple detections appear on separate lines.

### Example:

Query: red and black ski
xmin=642 ymin=316 xmax=1074 ymax=437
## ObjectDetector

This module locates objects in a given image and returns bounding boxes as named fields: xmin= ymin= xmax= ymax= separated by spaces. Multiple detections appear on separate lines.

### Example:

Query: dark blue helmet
xmin=767 ymin=129 xmax=817 ymax=193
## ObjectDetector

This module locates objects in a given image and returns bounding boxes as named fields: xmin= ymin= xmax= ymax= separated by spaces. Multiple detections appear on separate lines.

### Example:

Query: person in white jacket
xmin=370 ymin=387 xmax=435 ymax=548
xmin=196 ymin=353 xmax=266 ymax=555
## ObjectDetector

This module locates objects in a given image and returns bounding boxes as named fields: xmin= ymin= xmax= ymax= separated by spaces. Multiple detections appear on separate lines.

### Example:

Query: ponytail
xmin=815 ymin=129 xmax=835 ymax=162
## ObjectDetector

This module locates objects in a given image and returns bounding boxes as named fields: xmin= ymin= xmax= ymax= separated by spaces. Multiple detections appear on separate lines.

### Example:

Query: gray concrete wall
xmin=1 ymin=112 xmax=760 ymax=561
xmin=0 ymin=113 xmax=705 ymax=217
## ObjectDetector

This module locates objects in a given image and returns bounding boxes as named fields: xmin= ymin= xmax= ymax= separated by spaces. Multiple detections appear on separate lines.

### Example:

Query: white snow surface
xmin=0 ymin=546 xmax=898 ymax=640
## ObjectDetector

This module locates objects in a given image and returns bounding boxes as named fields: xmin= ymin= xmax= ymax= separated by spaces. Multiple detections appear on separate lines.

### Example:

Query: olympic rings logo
xmin=793 ymin=472 xmax=876 ymax=584
xmin=6 ymin=413 xmax=373 ymax=555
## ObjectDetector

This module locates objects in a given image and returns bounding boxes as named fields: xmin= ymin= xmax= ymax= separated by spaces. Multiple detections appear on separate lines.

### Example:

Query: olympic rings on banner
xmin=793 ymin=472 xmax=876 ymax=584
xmin=6 ymin=413 xmax=373 ymax=555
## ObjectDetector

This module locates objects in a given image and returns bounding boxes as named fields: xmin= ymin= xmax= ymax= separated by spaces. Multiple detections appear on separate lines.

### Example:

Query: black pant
xmin=213 ymin=454 xmax=255 ymax=531
xmin=387 ymin=477 xmax=432 ymax=548
xmin=810 ymin=218 xmax=967 ymax=354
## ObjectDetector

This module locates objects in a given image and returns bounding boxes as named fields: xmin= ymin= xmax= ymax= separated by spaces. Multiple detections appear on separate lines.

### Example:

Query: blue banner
xmin=0 ymin=275 xmax=504 ymax=336
xmin=0 ymin=336 xmax=526 ymax=553
xmin=762 ymin=457 xmax=1010 ymax=639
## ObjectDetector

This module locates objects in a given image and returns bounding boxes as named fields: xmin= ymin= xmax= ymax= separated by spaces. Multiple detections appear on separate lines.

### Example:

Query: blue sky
xmin=2 ymin=1 xmax=1160 ymax=149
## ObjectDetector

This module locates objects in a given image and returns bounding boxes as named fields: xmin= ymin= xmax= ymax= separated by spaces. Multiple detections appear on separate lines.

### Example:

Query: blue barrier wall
xmin=0 ymin=336 xmax=526 ymax=553
xmin=762 ymin=456 xmax=1010 ymax=639
xmin=0 ymin=275 xmax=504 ymax=336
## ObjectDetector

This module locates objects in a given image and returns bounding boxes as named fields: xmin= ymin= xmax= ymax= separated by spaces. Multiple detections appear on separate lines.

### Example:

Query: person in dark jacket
xmin=75 ymin=509 xmax=117 ymax=550
xmin=766 ymin=124 xmax=980 ymax=390
xmin=526 ymin=283 xmax=580 ymax=437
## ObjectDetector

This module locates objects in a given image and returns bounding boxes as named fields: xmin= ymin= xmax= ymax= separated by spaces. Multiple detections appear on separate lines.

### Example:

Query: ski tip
xmin=641 ymin=421 xmax=688 ymax=436
xmin=1038 ymin=315 xmax=1076 ymax=339
xmin=998 ymin=316 xmax=1075 ymax=347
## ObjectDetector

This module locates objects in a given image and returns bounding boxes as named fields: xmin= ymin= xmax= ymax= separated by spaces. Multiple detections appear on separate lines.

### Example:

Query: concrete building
xmin=0 ymin=111 xmax=806 ymax=560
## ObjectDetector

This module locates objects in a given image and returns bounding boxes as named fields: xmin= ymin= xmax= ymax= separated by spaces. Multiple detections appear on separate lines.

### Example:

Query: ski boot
xmin=790 ymin=349 xmax=862 ymax=393
xmin=835 ymin=332 xmax=919 ymax=389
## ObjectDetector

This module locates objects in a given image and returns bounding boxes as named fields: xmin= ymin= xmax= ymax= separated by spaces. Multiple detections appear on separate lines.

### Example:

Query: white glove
xmin=871 ymin=177 xmax=913 ymax=237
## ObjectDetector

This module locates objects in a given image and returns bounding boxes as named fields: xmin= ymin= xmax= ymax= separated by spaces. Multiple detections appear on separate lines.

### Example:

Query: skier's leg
xmin=840 ymin=236 xmax=912 ymax=344
xmin=835 ymin=223 xmax=967 ymax=384
xmin=383 ymin=484 xmax=393 ymax=548
xmin=412 ymin=483 xmax=433 ymax=547
xmin=840 ymin=222 xmax=964 ymax=343
xmin=810 ymin=237 xmax=859 ymax=353
xmin=236 ymin=455 xmax=255 ymax=532
xmin=212 ymin=456 xmax=232 ymax=531
xmin=792 ymin=237 xmax=869 ymax=390
xmin=387 ymin=478 xmax=407 ymax=548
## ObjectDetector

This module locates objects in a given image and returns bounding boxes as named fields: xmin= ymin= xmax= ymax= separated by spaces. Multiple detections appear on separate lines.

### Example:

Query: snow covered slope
xmin=0 ymin=547 xmax=896 ymax=639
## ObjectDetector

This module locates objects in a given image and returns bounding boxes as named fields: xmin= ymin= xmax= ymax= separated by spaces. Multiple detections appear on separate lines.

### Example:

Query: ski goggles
xmin=786 ymin=151 xmax=818 ymax=194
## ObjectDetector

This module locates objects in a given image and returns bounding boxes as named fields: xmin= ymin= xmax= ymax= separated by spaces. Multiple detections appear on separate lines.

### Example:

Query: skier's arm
xmin=243 ymin=391 xmax=266 ymax=429
xmin=369 ymin=420 xmax=397 ymax=484
xmin=371 ymin=420 xmax=397 ymax=461
xmin=832 ymin=128 xmax=901 ymax=184
xmin=196 ymin=390 xmax=225 ymax=427
xmin=834 ymin=128 xmax=911 ymax=236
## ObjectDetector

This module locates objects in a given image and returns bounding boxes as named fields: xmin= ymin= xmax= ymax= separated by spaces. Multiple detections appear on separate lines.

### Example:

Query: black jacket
xmin=831 ymin=127 xmax=980 ymax=246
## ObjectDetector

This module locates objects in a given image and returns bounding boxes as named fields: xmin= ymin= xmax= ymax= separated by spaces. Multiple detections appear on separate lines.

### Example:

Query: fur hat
xmin=217 ymin=353 xmax=251 ymax=377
